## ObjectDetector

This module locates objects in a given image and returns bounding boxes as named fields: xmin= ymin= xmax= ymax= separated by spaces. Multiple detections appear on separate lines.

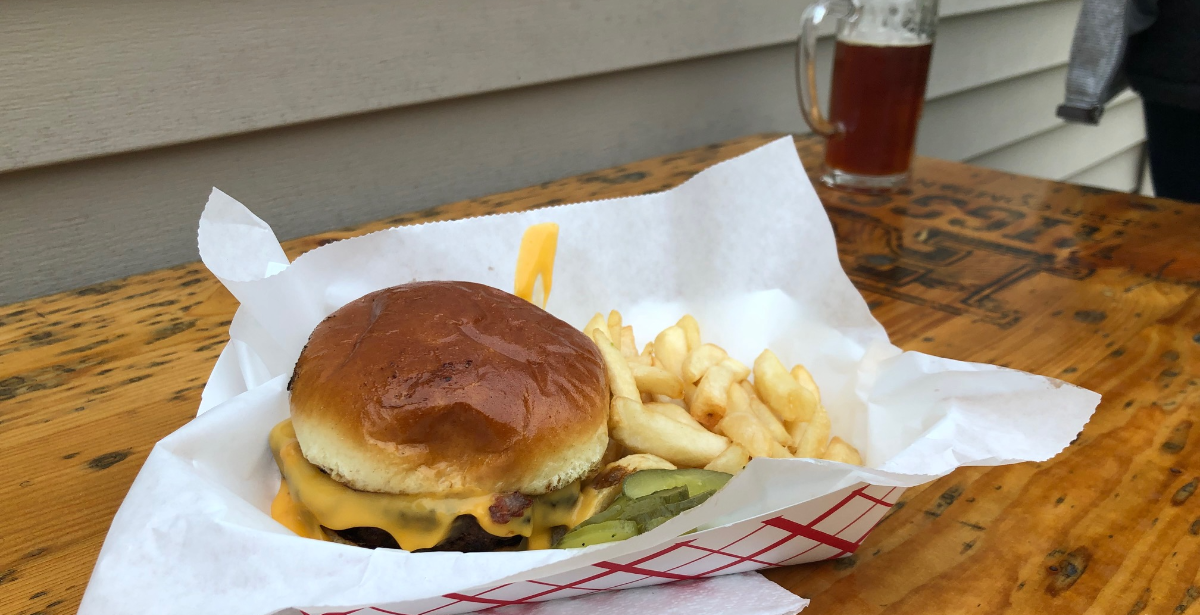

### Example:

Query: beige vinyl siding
xmin=0 ymin=0 xmax=1064 ymax=174
xmin=0 ymin=0 xmax=1146 ymax=303
xmin=1064 ymin=144 xmax=1145 ymax=192
xmin=0 ymin=0 xmax=803 ymax=172
xmin=925 ymin=0 xmax=1079 ymax=98
xmin=918 ymin=67 xmax=1139 ymax=161
xmin=0 ymin=46 xmax=807 ymax=303
xmin=967 ymin=97 xmax=1146 ymax=181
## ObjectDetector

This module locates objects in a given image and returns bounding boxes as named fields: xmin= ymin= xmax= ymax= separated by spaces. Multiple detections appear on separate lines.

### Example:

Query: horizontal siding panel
xmin=0 ymin=0 xmax=803 ymax=173
xmin=941 ymin=0 xmax=1055 ymax=16
xmin=925 ymin=0 xmax=1078 ymax=98
xmin=919 ymin=65 xmax=1138 ymax=161
xmin=0 ymin=0 xmax=1068 ymax=174
xmin=967 ymin=97 xmax=1145 ymax=179
xmin=0 ymin=0 xmax=1121 ymax=302
xmin=0 ymin=46 xmax=808 ymax=304
xmin=920 ymin=66 xmax=1072 ymax=160
xmin=1064 ymin=143 xmax=1144 ymax=192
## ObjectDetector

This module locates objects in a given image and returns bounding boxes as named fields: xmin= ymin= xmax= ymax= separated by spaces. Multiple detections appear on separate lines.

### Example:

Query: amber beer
xmin=825 ymin=40 xmax=933 ymax=178
xmin=797 ymin=0 xmax=938 ymax=192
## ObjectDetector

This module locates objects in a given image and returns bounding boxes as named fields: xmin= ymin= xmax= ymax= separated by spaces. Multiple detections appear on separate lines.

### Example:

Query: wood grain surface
xmin=1 ymin=134 xmax=1197 ymax=615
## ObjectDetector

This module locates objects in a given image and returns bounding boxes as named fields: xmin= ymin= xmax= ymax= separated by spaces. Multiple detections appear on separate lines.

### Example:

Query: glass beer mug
xmin=797 ymin=0 xmax=938 ymax=192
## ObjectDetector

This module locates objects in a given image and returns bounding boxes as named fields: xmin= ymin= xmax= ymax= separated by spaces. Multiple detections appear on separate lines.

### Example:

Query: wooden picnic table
xmin=2 ymin=134 xmax=1198 ymax=615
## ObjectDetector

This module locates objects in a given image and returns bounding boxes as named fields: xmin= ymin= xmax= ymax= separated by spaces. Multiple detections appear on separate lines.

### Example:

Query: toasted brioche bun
xmin=288 ymin=281 xmax=610 ymax=497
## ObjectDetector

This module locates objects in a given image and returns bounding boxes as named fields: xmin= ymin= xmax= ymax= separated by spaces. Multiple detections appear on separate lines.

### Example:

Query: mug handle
xmin=796 ymin=0 xmax=857 ymax=137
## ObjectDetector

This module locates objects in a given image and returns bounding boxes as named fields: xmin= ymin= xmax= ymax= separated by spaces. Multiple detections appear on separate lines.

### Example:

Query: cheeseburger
xmin=268 ymin=280 xmax=612 ymax=551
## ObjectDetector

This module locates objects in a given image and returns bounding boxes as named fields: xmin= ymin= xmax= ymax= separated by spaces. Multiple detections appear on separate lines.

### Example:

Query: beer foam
xmin=839 ymin=0 xmax=935 ymax=47
xmin=838 ymin=29 xmax=928 ymax=47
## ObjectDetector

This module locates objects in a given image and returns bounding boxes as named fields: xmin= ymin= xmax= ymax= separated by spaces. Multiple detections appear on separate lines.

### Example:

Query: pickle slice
xmin=577 ymin=486 xmax=688 ymax=529
xmin=586 ymin=494 xmax=630 ymax=524
xmin=626 ymin=491 xmax=714 ymax=532
xmin=562 ymin=485 xmax=716 ymax=546
xmin=573 ymin=494 xmax=629 ymax=529
xmin=622 ymin=469 xmax=732 ymax=500
xmin=640 ymin=515 xmax=670 ymax=533
xmin=555 ymin=519 xmax=638 ymax=548
xmin=668 ymin=490 xmax=714 ymax=515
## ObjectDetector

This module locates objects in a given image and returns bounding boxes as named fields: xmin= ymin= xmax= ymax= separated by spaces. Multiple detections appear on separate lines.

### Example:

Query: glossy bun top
xmin=288 ymin=281 xmax=610 ymax=496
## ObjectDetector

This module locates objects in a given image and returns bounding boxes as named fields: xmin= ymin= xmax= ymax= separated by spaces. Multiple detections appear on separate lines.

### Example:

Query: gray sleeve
xmin=1057 ymin=0 xmax=1157 ymax=124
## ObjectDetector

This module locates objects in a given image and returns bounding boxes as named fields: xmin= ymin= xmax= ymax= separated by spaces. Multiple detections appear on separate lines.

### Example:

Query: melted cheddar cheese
xmin=513 ymin=222 xmax=559 ymax=308
xmin=268 ymin=419 xmax=585 ymax=550
xmin=271 ymin=478 xmax=325 ymax=540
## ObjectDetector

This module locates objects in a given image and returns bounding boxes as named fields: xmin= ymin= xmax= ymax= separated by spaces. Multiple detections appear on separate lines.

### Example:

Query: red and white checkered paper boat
xmin=80 ymin=138 xmax=1098 ymax=615
xmin=318 ymin=483 xmax=903 ymax=615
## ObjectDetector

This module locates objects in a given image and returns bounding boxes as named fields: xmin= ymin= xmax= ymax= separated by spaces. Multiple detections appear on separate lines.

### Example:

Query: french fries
xmin=739 ymin=380 xmax=761 ymax=402
xmin=705 ymin=443 xmax=751 ymax=474
xmin=683 ymin=381 xmax=697 ymax=407
xmin=653 ymin=326 xmax=688 ymax=380
xmin=754 ymin=350 xmax=816 ymax=423
xmin=630 ymin=363 xmax=685 ymax=399
xmin=620 ymin=326 xmax=638 ymax=359
xmin=791 ymin=364 xmax=821 ymax=404
xmin=652 ymin=395 xmax=687 ymax=409
xmin=677 ymin=314 xmax=701 ymax=351
xmin=615 ymin=453 xmax=677 ymax=472
xmin=590 ymin=329 xmax=639 ymax=400
xmin=793 ymin=405 xmax=831 ymax=458
xmin=583 ymin=313 xmax=607 ymax=341
xmin=721 ymin=357 xmax=751 ymax=381
xmin=821 ymin=437 xmax=863 ymax=465
xmin=645 ymin=401 xmax=709 ymax=432
xmin=726 ymin=382 xmax=752 ymax=416
xmin=768 ymin=440 xmax=792 ymax=458
xmin=681 ymin=344 xmax=728 ymax=383
xmin=610 ymin=396 xmax=729 ymax=468
xmin=715 ymin=411 xmax=774 ymax=458
xmin=584 ymin=311 xmax=862 ymax=472
xmin=632 ymin=342 xmax=655 ymax=366
xmin=692 ymin=364 xmax=737 ymax=429
xmin=724 ymin=385 xmax=791 ymax=458
xmin=599 ymin=436 xmax=625 ymax=467
xmin=624 ymin=326 xmax=643 ymax=360
xmin=747 ymin=390 xmax=792 ymax=447
xmin=607 ymin=311 xmax=623 ymax=352
xmin=786 ymin=419 xmax=809 ymax=451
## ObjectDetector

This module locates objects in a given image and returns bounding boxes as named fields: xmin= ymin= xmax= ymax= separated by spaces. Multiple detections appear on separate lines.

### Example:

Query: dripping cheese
xmin=268 ymin=419 xmax=585 ymax=551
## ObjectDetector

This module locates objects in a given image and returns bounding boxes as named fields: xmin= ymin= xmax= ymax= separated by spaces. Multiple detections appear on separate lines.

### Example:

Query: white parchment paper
xmin=79 ymin=137 xmax=1099 ymax=615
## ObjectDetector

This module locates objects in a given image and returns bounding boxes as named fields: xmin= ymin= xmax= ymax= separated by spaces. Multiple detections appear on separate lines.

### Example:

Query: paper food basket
xmin=79 ymin=137 xmax=1099 ymax=615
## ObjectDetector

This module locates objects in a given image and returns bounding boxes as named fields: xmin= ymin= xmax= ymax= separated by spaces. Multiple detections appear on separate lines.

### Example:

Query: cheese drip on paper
xmin=514 ymin=222 xmax=559 ymax=308
xmin=268 ymin=420 xmax=586 ymax=550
